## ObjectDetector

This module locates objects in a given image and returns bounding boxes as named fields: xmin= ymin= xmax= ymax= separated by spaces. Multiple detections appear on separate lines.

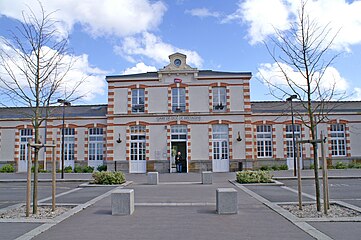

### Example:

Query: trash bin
xmin=238 ymin=162 xmax=243 ymax=171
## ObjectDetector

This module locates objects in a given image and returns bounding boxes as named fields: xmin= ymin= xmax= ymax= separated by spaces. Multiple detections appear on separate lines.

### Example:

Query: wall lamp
xmin=116 ymin=133 xmax=122 ymax=143
xmin=236 ymin=131 xmax=242 ymax=142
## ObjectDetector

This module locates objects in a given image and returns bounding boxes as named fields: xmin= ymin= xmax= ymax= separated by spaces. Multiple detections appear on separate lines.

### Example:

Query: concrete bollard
xmin=202 ymin=171 xmax=212 ymax=184
xmin=216 ymin=188 xmax=238 ymax=214
xmin=147 ymin=172 xmax=159 ymax=185
xmin=111 ymin=189 xmax=134 ymax=215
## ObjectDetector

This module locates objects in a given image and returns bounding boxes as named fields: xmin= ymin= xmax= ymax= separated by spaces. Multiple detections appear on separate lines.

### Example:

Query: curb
xmin=0 ymin=179 xmax=91 ymax=183
xmin=273 ymin=176 xmax=361 ymax=180
xmin=229 ymin=180 xmax=334 ymax=240
xmin=14 ymin=181 xmax=132 ymax=240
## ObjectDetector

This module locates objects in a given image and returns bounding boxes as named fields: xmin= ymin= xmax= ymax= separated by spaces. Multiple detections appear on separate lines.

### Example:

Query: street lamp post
xmin=58 ymin=99 xmax=71 ymax=179
xmin=286 ymin=95 xmax=297 ymax=176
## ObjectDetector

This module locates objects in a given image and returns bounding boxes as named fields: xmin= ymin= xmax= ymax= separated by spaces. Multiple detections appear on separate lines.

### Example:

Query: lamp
xmin=286 ymin=94 xmax=297 ymax=176
xmin=57 ymin=99 xmax=71 ymax=179
xmin=116 ymin=133 xmax=122 ymax=143
xmin=236 ymin=131 xmax=242 ymax=142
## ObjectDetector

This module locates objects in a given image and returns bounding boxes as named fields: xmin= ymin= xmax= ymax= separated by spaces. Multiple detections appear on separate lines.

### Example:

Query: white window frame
xmin=130 ymin=126 xmax=146 ymax=161
xmin=131 ymin=88 xmax=145 ymax=113
xmin=172 ymin=88 xmax=186 ymax=112
xmin=212 ymin=125 xmax=229 ymax=160
xmin=20 ymin=129 xmax=33 ymax=161
xmin=62 ymin=128 xmax=75 ymax=161
xmin=256 ymin=125 xmax=272 ymax=158
xmin=88 ymin=128 xmax=104 ymax=161
xmin=330 ymin=124 xmax=346 ymax=156
xmin=285 ymin=124 xmax=301 ymax=158
xmin=212 ymin=87 xmax=226 ymax=111
xmin=171 ymin=125 xmax=187 ymax=140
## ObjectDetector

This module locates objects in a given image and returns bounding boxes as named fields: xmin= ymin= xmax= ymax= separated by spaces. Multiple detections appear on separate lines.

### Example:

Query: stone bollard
xmin=111 ymin=189 xmax=134 ymax=215
xmin=216 ymin=188 xmax=238 ymax=214
xmin=147 ymin=172 xmax=159 ymax=185
xmin=202 ymin=171 xmax=212 ymax=184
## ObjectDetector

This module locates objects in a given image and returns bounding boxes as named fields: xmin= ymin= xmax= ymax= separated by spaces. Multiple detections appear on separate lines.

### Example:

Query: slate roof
xmin=251 ymin=101 xmax=361 ymax=114
xmin=0 ymin=104 xmax=108 ymax=119
xmin=106 ymin=70 xmax=252 ymax=80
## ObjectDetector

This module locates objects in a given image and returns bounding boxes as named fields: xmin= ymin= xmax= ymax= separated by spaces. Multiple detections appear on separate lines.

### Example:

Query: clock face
xmin=174 ymin=59 xmax=181 ymax=67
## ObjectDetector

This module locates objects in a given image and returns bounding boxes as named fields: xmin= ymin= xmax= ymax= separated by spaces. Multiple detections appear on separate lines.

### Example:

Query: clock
xmin=174 ymin=59 xmax=181 ymax=67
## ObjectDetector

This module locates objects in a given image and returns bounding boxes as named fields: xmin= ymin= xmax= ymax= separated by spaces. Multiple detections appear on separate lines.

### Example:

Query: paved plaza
xmin=0 ymin=170 xmax=361 ymax=240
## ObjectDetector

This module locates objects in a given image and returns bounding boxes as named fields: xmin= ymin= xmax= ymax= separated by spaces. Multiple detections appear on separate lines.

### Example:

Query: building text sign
xmin=156 ymin=116 xmax=201 ymax=122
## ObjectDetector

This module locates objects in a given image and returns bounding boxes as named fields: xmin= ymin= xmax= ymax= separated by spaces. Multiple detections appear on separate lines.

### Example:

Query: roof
xmin=251 ymin=101 xmax=361 ymax=114
xmin=106 ymin=70 xmax=252 ymax=81
xmin=0 ymin=104 xmax=108 ymax=119
xmin=198 ymin=70 xmax=252 ymax=77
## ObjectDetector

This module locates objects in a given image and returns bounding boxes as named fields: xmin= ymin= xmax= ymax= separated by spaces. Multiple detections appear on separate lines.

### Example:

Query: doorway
xmin=171 ymin=141 xmax=187 ymax=173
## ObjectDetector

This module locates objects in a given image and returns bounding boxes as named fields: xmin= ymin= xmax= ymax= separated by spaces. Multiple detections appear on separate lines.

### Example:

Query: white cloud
xmin=0 ymin=0 xmax=167 ymax=38
xmin=122 ymin=62 xmax=157 ymax=75
xmin=256 ymin=62 xmax=348 ymax=99
xmin=223 ymin=0 xmax=290 ymax=44
xmin=351 ymin=87 xmax=361 ymax=100
xmin=185 ymin=8 xmax=220 ymax=18
xmin=230 ymin=0 xmax=361 ymax=50
xmin=115 ymin=32 xmax=203 ymax=68
xmin=0 ymin=39 xmax=107 ymax=104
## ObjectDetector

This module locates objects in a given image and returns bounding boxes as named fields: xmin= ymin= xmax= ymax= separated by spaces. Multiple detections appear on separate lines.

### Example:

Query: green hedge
xmin=92 ymin=171 xmax=126 ymax=185
xmin=236 ymin=170 xmax=273 ymax=184
xmin=74 ymin=165 xmax=94 ymax=173
xmin=0 ymin=164 xmax=15 ymax=173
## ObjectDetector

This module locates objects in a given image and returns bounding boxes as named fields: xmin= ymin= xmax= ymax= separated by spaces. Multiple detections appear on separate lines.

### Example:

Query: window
xmin=285 ymin=124 xmax=301 ymax=158
xmin=212 ymin=125 xmax=229 ymax=160
xmin=212 ymin=87 xmax=226 ymax=111
xmin=132 ymin=89 xmax=145 ymax=113
xmin=20 ymin=129 xmax=32 ymax=161
xmin=130 ymin=126 xmax=146 ymax=161
xmin=62 ymin=128 xmax=75 ymax=161
xmin=256 ymin=125 xmax=272 ymax=157
xmin=330 ymin=124 xmax=346 ymax=156
xmin=172 ymin=88 xmax=186 ymax=112
xmin=88 ymin=128 xmax=104 ymax=161
xmin=171 ymin=125 xmax=187 ymax=140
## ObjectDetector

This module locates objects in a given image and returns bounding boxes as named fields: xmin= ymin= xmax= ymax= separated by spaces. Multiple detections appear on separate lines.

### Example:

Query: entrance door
xmin=129 ymin=125 xmax=146 ymax=173
xmin=286 ymin=124 xmax=302 ymax=170
xmin=171 ymin=142 xmax=187 ymax=173
xmin=212 ymin=125 xmax=229 ymax=172
xmin=18 ymin=129 xmax=33 ymax=172
xmin=212 ymin=140 xmax=229 ymax=172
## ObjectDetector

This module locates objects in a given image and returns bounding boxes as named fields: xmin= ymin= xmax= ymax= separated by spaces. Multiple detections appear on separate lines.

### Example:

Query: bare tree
xmin=0 ymin=3 xmax=81 ymax=214
xmin=262 ymin=0 xmax=345 ymax=211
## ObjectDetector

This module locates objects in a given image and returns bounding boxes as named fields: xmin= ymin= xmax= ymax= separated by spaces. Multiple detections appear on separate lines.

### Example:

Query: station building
xmin=0 ymin=53 xmax=361 ymax=173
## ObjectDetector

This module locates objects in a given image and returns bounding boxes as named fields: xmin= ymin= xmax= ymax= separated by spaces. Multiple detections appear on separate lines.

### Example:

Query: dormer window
xmin=212 ymin=87 xmax=226 ymax=112
xmin=132 ymin=89 xmax=145 ymax=113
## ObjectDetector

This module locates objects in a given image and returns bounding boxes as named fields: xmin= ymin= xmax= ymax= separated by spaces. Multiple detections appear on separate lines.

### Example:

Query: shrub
xmin=97 ymin=165 xmax=107 ymax=172
xmin=31 ymin=166 xmax=48 ymax=173
xmin=83 ymin=166 xmax=94 ymax=173
xmin=260 ymin=165 xmax=271 ymax=171
xmin=348 ymin=162 xmax=361 ymax=169
xmin=271 ymin=165 xmax=280 ymax=171
xmin=279 ymin=164 xmax=288 ymax=170
xmin=334 ymin=161 xmax=347 ymax=169
xmin=73 ymin=165 xmax=94 ymax=173
xmin=309 ymin=163 xmax=314 ymax=169
xmin=236 ymin=170 xmax=273 ymax=184
xmin=74 ymin=165 xmax=82 ymax=173
xmin=92 ymin=171 xmax=126 ymax=185
xmin=64 ymin=166 xmax=73 ymax=173
xmin=0 ymin=164 xmax=15 ymax=173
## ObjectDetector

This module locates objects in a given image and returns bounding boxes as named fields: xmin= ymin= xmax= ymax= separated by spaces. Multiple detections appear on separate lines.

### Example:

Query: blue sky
xmin=1 ymin=0 xmax=361 ymax=104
